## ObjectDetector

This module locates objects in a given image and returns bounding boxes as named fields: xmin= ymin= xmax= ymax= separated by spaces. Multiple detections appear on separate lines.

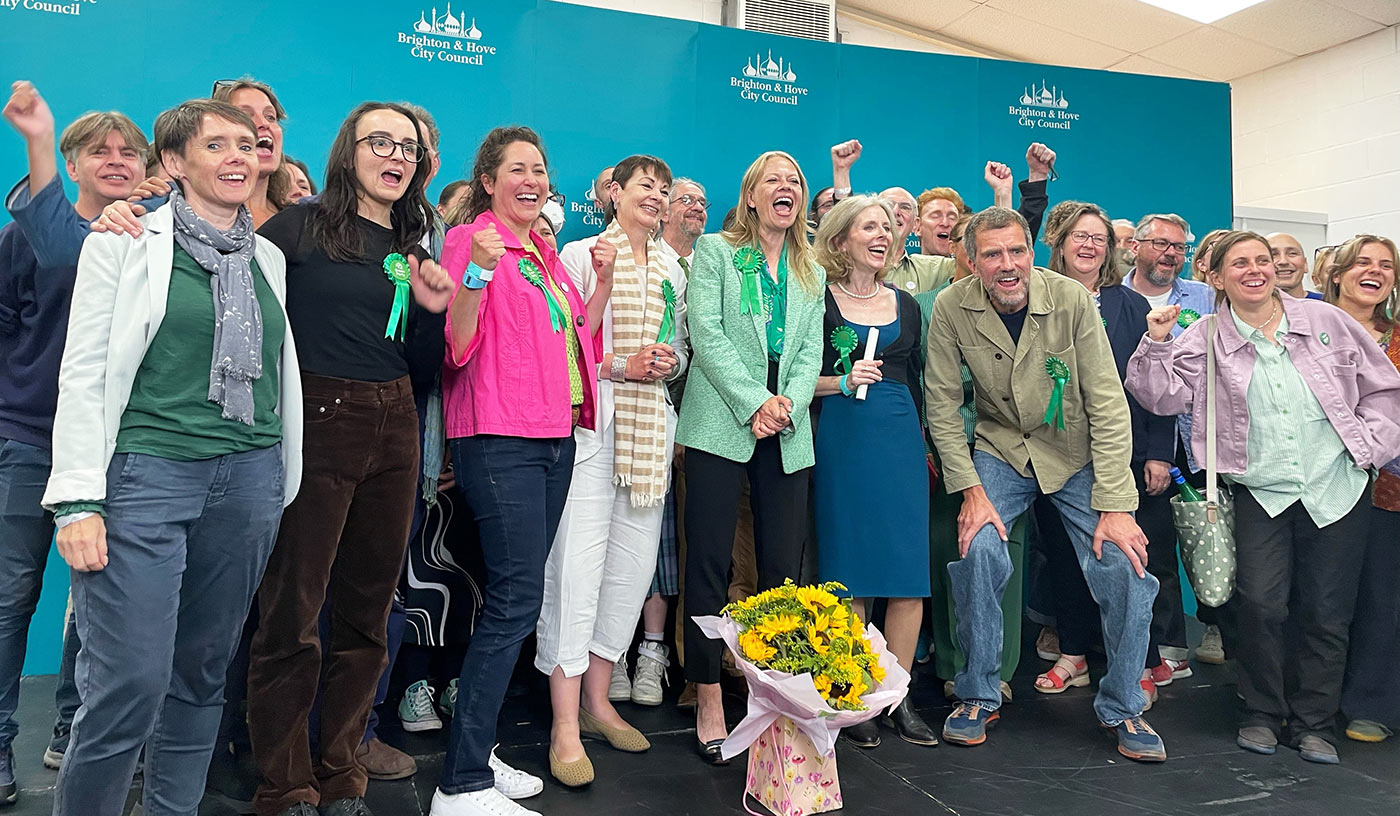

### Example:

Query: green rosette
xmin=1042 ymin=356 xmax=1071 ymax=430
xmin=733 ymin=246 xmax=765 ymax=315
xmin=1177 ymin=308 xmax=1201 ymax=329
xmin=382 ymin=253 xmax=412 ymax=341
xmin=518 ymin=257 xmax=567 ymax=333
xmin=830 ymin=325 xmax=859 ymax=376
xmin=658 ymin=279 xmax=677 ymax=345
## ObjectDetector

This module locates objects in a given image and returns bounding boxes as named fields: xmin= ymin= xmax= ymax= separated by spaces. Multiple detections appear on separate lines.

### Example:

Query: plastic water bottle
xmin=1168 ymin=466 xmax=1205 ymax=502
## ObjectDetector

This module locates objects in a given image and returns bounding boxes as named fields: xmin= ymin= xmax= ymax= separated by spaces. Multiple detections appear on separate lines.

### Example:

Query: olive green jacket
xmin=923 ymin=267 xmax=1138 ymax=511
xmin=675 ymin=233 xmax=825 ymax=472
xmin=887 ymin=252 xmax=955 ymax=296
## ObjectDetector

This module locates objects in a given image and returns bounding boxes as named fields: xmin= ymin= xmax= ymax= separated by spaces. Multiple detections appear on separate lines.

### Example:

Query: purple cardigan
xmin=1125 ymin=295 xmax=1400 ymax=477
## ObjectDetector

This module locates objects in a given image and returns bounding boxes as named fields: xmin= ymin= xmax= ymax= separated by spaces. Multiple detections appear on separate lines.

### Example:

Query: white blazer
xmin=557 ymin=234 xmax=689 ymax=463
xmin=41 ymin=205 xmax=303 ymax=510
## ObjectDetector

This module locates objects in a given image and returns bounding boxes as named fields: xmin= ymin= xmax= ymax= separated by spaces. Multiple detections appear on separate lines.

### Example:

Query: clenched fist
xmin=1145 ymin=304 xmax=1182 ymax=342
xmin=591 ymin=237 xmax=617 ymax=285
xmin=472 ymin=227 xmax=507 ymax=271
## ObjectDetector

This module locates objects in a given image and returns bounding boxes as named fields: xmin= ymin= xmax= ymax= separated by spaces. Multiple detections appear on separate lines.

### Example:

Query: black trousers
xmin=1342 ymin=506 xmax=1400 ymax=727
xmin=1234 ymin=486 xmax=1370 ymax=740
xmin=1036 ymin=464 xmax=1181 ymax=666
xmin=683 ymin=433 xmax=810 ymax=684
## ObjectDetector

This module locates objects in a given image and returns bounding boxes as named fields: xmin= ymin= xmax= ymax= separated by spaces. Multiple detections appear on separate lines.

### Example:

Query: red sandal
xmin=1035 ymin=655 xmax=1089 ymax=694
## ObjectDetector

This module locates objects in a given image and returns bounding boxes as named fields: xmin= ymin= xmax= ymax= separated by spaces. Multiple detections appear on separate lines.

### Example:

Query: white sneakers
xmin=399 ymin=680 xmax=444 ymax=732
xmin=488 ymin=749 xmax=543 ymax=799
xmin=608 ymin=655 xmax=632 ymax=702
xmin=430 ymin=751 xmax=543 ymax=816
xmin=631 ymin=642 xmax=669 ymax=706
xmin=430 ymin=788 xmax=540 ymax=816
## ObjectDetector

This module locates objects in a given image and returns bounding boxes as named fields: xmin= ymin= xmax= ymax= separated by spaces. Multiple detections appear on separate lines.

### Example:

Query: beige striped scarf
xmin=604 ymin=220 xmax=671 ymax=507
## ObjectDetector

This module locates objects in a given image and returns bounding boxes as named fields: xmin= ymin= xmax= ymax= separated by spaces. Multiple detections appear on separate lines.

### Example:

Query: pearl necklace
xmin=837 ymin=281 xmax=879 ymax=299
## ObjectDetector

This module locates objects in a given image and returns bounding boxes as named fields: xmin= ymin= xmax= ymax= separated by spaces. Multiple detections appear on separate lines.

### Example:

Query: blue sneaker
xmin=942 ymin=702 xmax=999 ymax=746
xmin=1105 ymin=716 xmax=1166 ymax=762
xmin=1 ymin=745 xmax=16 ymax=805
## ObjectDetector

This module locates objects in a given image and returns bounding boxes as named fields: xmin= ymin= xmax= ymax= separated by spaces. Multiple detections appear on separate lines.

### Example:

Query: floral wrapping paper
xmin=746 ymin=716 xmax=841 ymax=816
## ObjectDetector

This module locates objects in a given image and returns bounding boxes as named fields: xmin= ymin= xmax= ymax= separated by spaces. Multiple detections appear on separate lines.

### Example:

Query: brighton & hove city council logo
xmin=1009 ymin=80 xmax=1079 ymax=131
xmin=731 ymin=50 xmax=808 ymax=107
xmin=399 ymin=3 xmax=496 ymax=66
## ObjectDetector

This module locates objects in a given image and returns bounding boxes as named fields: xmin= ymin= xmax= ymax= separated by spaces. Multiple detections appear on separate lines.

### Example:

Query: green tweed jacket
xmin=675 ymin=233 xmax=825 ymax=473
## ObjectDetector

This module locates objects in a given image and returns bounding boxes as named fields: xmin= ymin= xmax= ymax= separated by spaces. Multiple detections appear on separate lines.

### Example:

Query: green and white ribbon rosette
xmin=830 ymin=325 xmax=858 ymax=376
xmin=733 ymin=246 xmax=765 ymax=316
xmin=383 ymin=253 xmax=411 ymax=341
xmin=1177 ymin=308 xmax=1201 ymax=329
xmin=1042 ymin=356 xmax=1071 ymax=430
xmin=658 ymin=279 xmax=677 ymax=345
xmin=518 ymin=257 xmax=568 ymax=332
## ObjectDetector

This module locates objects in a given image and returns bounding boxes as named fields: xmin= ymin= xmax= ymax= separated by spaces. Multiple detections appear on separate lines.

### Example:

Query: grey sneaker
xmin=631 ymin=642 xmax=669 ymax=706
xmin=440 ymin=678 xmax=459 ymax=719
xmin=608 ymin=655 xmax=632 ymax=703
xmin=1 ymin=746 xmax=15 ymax=805
xmin=320 ymin=797 xmax=373 ymax=816
xmin=1196 ymin=625 xmax=1225 ymax=665
xmin=275 ymin=804 xmax=319 ymax=816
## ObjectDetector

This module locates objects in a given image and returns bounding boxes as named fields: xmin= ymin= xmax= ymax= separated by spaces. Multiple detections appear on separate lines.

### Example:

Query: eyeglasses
xmin=677 ymin=193 xmax=710 ymax=210
xmin=1139 ymin=237 xmax=1188 ymax=255
xmin=1314 ymin=244 xmax=1340 ymax=259
xmin=356 ymin=136 xmax=423 ymax=163
xmin=211 ymin=79 xmax=240 ymax=95
xmin=547 ymin=190 xmax=566 ymax=207
xmin=1069 ymin=230 xmax=1108 ymax=248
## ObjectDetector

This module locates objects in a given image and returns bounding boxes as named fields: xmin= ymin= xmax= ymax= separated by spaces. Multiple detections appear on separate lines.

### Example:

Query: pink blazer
xmin=441 ymin=211 xmax=599 ymax=438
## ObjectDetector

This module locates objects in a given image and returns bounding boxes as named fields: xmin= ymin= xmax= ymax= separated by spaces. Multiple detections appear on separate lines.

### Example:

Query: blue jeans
xmin=0 ymin=437 xmax=78 ymax=753
xmin=56 ymin=447 xmax=284 ymax=816
xmin=440 ymin=434 xmax=574 ymax=794
xmin=950 ymin=451 xmax=1157 ymax=725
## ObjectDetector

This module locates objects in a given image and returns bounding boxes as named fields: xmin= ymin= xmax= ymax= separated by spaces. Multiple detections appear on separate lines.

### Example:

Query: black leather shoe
xmin=843 ymin=719 xmax=881 ymax=749
xmin=882 ymin=699 xmax=940 ymax=746
xmin=697 ymin=738 xmax=731 ymax=766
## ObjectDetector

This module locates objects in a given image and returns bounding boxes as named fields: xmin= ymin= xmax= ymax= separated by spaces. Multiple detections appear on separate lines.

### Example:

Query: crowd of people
xmin=1 ymin=74 xmax=1398 ymax=816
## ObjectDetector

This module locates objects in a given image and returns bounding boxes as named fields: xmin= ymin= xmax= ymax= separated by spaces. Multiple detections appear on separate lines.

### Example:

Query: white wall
xmin=1232 ymin=25 xmax=1400 ymax=244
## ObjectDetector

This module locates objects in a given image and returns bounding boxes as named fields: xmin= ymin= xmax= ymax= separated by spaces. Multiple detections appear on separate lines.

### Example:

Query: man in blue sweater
xmin=0 ymin=80 xmax=147 ymax=806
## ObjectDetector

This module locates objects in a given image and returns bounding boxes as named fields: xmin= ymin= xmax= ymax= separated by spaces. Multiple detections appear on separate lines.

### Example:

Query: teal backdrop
xmin=6 ymin=0 xmax=1229 ymax=675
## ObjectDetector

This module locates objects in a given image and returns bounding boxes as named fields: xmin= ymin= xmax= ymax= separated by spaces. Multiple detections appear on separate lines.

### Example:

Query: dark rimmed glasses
xmin=357 ymin=136 xmax=423 ymax=163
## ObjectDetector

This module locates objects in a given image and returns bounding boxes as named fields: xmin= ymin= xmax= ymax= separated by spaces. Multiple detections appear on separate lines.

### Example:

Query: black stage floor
xmin=9 ymin=629 xmax=1399 ymax=816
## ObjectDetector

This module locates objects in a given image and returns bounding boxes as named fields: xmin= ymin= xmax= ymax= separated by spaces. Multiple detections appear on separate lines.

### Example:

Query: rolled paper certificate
xmin=855 ymin=326 xmax=879 ymax=401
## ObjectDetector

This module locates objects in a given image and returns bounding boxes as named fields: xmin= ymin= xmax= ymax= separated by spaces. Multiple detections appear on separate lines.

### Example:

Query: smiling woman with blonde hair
xmin=675 ymin=150 xmax=825 ymax=765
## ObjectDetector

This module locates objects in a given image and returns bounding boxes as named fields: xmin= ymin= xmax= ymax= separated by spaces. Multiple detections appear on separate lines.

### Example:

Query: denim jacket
xmin=1125 ymin=296 xmax=1400 ymax=476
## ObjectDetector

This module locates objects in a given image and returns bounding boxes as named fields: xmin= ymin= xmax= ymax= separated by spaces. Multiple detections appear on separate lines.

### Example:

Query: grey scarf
xmin=168 ymin=187 xmax=263 ymax=425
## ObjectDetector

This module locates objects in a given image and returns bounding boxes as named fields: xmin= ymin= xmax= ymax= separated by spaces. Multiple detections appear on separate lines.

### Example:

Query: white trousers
xmin=534 ymin=411 xmax=674 ymax=677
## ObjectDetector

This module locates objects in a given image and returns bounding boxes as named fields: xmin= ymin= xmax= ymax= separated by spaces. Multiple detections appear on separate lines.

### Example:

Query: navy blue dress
xmin=813 ymin=287 xmax=931 ymax=598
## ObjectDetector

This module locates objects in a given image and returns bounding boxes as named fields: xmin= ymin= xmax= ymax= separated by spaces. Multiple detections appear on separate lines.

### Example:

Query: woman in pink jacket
xmin=431 ymin=126 xmax=600 ymax=816
xmin=1125 ymin=230 xmax=1400 ymax=767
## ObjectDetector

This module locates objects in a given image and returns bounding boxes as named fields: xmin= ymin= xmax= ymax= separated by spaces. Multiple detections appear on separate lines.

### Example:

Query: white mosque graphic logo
xmin=412 ymin=4 xmax=482 ymax=39
xmin=1019 ymin=80 xmax=1068 ymax=109
xmin=742 ymin=51 xmax=797 ymax=83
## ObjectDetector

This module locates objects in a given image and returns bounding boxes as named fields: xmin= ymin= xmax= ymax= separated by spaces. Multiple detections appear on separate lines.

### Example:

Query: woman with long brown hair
xmin=245 ymin=101 xmax=454 ymax=816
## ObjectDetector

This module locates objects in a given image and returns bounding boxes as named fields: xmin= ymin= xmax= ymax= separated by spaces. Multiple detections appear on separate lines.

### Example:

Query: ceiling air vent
xmin=726 ymin=0 xmax=837 ymax=42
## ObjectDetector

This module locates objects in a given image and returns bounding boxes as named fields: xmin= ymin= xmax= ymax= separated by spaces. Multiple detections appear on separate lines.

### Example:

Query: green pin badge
xmin=733 ymin=246 xmax=765 ymax=316
xmin=830 ymin=325 xmax=859 ymax=376
xmin=1177 ymin=308 xmax=1201 ymax=329
xmin=1320 ymin=332 xmax=1330 ymax=345
xmin=658 ymin=279 xmax=677 ymax=345
xmin=382 ymin=253 xmax=411 ymax=341
xmin=1042 ymin=356 xmax=1071 ymax=430
xmin=518 ymin=257 xmax=567 ymax=332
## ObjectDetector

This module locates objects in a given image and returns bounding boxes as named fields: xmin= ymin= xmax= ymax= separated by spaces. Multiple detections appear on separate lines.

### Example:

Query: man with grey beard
xmin=658 ymin=178 xmax=707 ymax=274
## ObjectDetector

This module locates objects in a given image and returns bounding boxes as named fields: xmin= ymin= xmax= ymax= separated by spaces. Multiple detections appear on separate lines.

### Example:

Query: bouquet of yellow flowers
xmin=726 ymin=581 xmax=886 ymax=712
xmin=695 ymin=581 xmax=910 ymax=816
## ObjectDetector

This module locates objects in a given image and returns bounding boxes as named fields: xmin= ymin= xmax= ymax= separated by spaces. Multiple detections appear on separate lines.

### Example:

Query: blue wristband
xmin=462 ymin=261 xmax=490 ymax=290
xmin=839 ymin=375 xmax=854 ymax=397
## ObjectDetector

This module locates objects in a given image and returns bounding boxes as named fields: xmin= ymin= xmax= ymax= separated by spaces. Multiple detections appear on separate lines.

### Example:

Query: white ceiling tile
xmin=1142 ymin=25 xmax=1295 ymax=80
xmin=1321 ymin=0 xmax=1400 ymax=25
xmin=935 ymin=5 xmax=1132 ymax=68
xmin=1213 ymin=0 xmax=1383 ymax=56
xmin=1105 ymin=53 xmax=1207 ymax=79
xmin=837 ymin=0 xmax=983 ymax=31
xmin=984 ymin=0 xmax=1199 ymax=52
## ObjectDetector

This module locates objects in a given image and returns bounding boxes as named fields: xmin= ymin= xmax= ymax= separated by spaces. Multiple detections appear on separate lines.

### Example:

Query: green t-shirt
xmin=114 ymin=246 xmax=285 ymax=460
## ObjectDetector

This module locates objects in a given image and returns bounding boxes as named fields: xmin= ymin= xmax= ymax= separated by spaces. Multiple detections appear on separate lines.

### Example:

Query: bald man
xmin=1267 ymin=233 xmax=1323 ymax=300
xmin=880 ymin=185 xmax=957 ymax=294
